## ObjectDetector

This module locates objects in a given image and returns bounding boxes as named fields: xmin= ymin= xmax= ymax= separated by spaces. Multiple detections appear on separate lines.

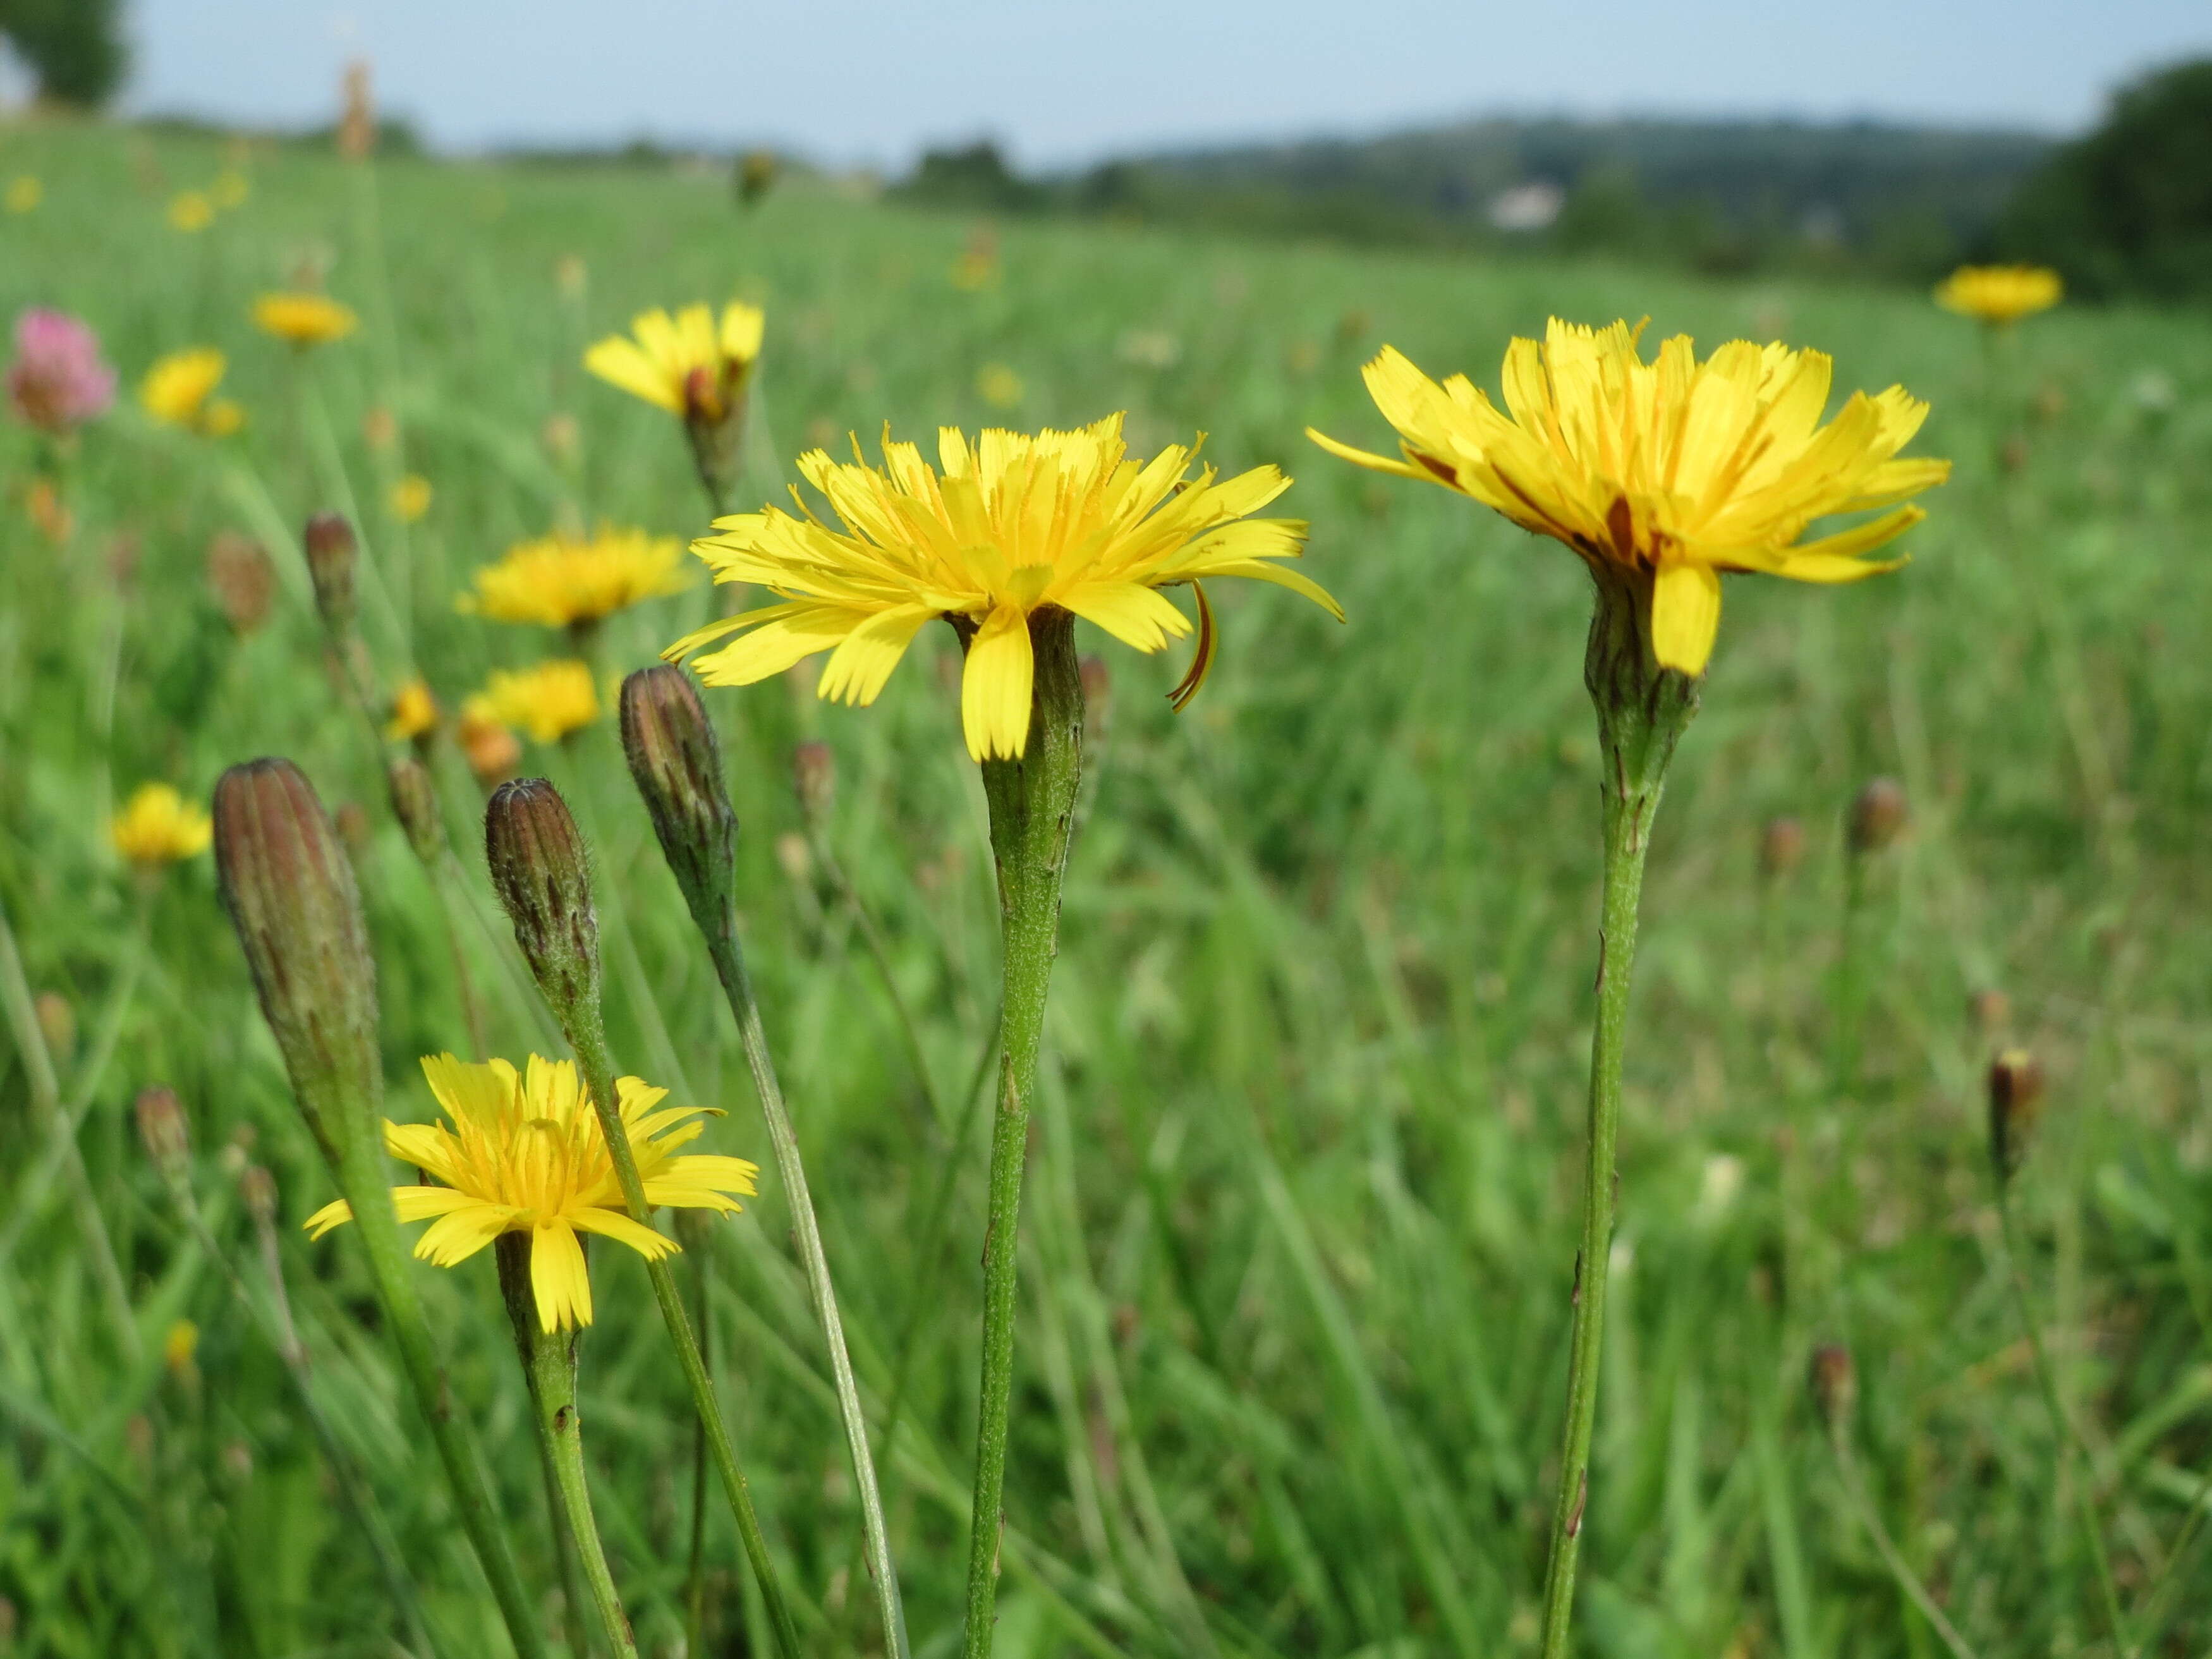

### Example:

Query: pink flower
xmin=7 ymin=308 xmax=117 ymax=435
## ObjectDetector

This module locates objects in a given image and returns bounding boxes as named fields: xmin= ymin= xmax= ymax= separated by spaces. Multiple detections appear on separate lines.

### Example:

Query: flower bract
xmin=461 ymin=526 xmax=688 ymax=626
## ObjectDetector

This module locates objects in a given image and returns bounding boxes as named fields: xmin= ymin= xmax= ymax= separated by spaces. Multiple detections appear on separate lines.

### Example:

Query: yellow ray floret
xmin=585 ymin=301 xmax=765 ymax=418
xmin=1933 ymin=264 xmax=2062 ymax=325
xmin=111 ymin=782 xmax=212 ymax=866
xmin=139 ymin=349 xmax=243 ymax=435
xmin=385 ymin=677 xmax=439 ymax=741
xmin=252 ymin=292 xmax=358 ymax=347
xmin=1308 ymin=320 xmax=1948 ymax=676
xmin=460 ymin=525 xmax=690 ymax=626
xmin=465 ymin=660 xmax=599 ymax=744
xmin=667 ymin=413 xmax=1340 ymax=762
xmin=305 ymin=1054 xmax=758 ymax=1332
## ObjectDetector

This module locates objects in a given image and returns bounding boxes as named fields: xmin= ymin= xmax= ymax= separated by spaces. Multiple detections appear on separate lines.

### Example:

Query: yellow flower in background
xmin=252 ymin=292 xmax=358 ymax=348
xmin=1935 ymin=264 xmax=2063 ymax=325
xmin=139 ymin=348 xmax=245 ymax=437
xmin=391 ymin=474 xmax=433 ymax=523
xmin=583 ymin=301 xmax=764 ymax=420
xmin=386 ymin=678 xmax=439 ymax=741
xmin=460 ymin=526 xmax=688 ymax=627
xmin=304 ymin=1054 xmax=759 ymax=1332
xmin=163 ymin=1320 xmax=200 ymax=1378
xmin=1308 ymin=320 xmax=1948 ymax=676
xmin=211 ymin=169 xmax=250 ymax=210
xmin=669 ymin=413 xmax=1340 ymax=761
xmin=951 ymin=248 xmax=999 ymax=291
xmin=6 ymin=175 xmax=41 ymax=214
xmin=465 ymin=660 xmax=600 ymax=743
xmin=168 ymin=190 xmax=214 ymax=233
xmin=111 ymin=783 xmax=212 ymax=867
xmin=457 ymin=707 xmax=523 ymax=784
xmin=976 ymin=363 xmax=1024 ymax=408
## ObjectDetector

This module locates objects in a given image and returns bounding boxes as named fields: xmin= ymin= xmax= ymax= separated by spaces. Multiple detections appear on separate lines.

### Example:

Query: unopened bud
xmin=333 ymin=801 xmax=371 ymax=854
xmin=239 ymin=1164 xmax=278 ymax=1225
xmin=206 ymin=530 xmax=276 ymax=635
xmin=302 ymin=513 xmax=358 ymax=633
xmin=1988 ymin=1048 xmax=2045 ymax=1181
xmin=212 ymin=760 xmax=382 ymax=1164
xmin=33 ymin=991 xmax=75 ymax=1066
xmin=134 ymin=1086 xmax=190 ymax=1184
xmin=1759 ymin=815 xmax=1805 ymax=879
xmin=1809 ymin=1343 xmax=1857 ymax=1424
xmin=1847 ymin=777 xmax=1907 ymax=855
xmin=484 ymin=779 xmax=602 ymax=1026
xmin=791 ymin=739 xmax=836 ymax=825
xmin=620 ymin=667 xmax=739 ymax=936
xmin=386 ymin=755 xmax=446 ymax=867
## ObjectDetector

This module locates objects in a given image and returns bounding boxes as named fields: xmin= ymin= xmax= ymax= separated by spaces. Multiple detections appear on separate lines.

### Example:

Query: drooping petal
xmin=530 ymin=1222 xmax=593 ymax=1332
xmin=1059 ymin=580 xmax=1192 ymax=653
xmin=960 ymin=605 xmax=1035 ymax=762
xmin=1303 ymin=426 xmax=1428 ymax=478
xmin=569 ymin=1206 xmax=681 ymax=1259
xmin=1649 ymin=561 xmax=1723 ymax=676
xmin=303 ymin=1198 xmax=353 ymax=1239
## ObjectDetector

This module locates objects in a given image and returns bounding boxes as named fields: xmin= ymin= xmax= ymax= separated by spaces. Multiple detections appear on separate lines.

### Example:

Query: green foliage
xmin=1997 ymin=58 xmax=2212 ymax=301
xmin=0 ymin=0 xmax=126 ymax=108
xmin=1 ymin=125 xmax=2210 ymax=1657
xmin=894 ymin=139 xmax=1047 ymax=214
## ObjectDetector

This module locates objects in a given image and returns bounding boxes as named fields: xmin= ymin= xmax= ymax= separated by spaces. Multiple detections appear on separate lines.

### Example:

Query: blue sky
xmin=125 ymin=0 xmax=2212 ymax=167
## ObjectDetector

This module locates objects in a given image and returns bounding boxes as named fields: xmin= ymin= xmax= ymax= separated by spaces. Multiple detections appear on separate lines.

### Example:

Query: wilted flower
xmin=252 ymin=293 xmax=358 ymax=348
xmin=460 ymin=526 xmax=688 ymax=627
xmin=1310 ymin=320 xmax=1948 ymax=676
xmin=111 ymin=783 xmax=213 ymax=868
xmin=1935 ymin=265 xmax=2062 ymax=327
xmin=669 ymin=413 xmax=1338 ymax=760
xmin=7 ymin=308 xmax=117 ymax=435
xmin=465 ymin=661 xmax=599 ymax=744
xmin=140 ymin=348 xmax=245 ymax=436
xmin=304 ymin=1053 xmax=758 ymax=1331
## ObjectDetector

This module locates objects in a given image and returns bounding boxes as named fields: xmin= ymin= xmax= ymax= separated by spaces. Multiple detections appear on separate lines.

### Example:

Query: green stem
xmin=563 ymin=1018 xmax=803 ymax=1659
xmin=532 ymin=1404 xmax=597 ymax=1659
xmin=1996 ymin=1188 xmax=2128 ymax=1650
xmin=1827 ymin=1418 xmax=1981 ymax=1659
xmin=680 ymin=1208 xmax=715 ymax=1658
xmin=1536 ymin=573 xmax=1696 ymax=1659
xmin=962 ymin=611 xmax=1086 ymax=1659
xmin=497 ymin=1236 xmax=638 ymax=1659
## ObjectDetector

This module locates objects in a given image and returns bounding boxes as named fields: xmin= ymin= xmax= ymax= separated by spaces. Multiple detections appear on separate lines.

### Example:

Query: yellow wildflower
xmin=304 ymin=1054 xmax=758 ymax=1332
xmin=168 ymin=190 xmax=214 ymax=233
xmin=583 ymin=301 xmax=764 ymax=421
xmin=111 ymin=782 xmax=212 ymax=867
xmin=252 ymin=292 xmax=358 ymax=348
xmin=391 ymin=474 xmax=433 ymax=523
xmin=5 ymin=175 xmax=40 ymax=214
xmin=386 ymin=678 xmax=439 ymax=741
xmin=460 ymin=526 xmax=688 ymax=627
xmin=1308 ymin=320 xmax=1948 ymax=676
xmin=140 ymin=348 xmax=244 ymax=436
xmin=163 ymin=1320 xmax=200 ymax=1377
xmin=1934 ymin=265 xmax=2062 ymax=325
xmin=211 ymin=169 xmax=250 ymax=210
xmin=976 ymin=363 xmax=1024 ymax=408
xmin=466 ymin=660 xmax=599 ymax=743
xmin=457 ymin=708 xmax=523 ymax=784
xmin=669 ymin=413 xmax=1339 ymax=761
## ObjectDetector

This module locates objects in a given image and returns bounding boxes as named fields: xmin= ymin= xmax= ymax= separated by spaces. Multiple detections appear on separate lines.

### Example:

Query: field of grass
xmin=3 ymin=122 xmax=2211 ymax=1659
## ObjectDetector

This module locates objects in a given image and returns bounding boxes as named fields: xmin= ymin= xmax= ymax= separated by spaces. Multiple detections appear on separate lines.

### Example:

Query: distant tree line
xmin=0 ymin=0 xmax=126 ymax=108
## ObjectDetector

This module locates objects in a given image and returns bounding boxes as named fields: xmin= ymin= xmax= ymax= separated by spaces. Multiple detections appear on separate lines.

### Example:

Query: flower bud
xmin=333 ymin=801 xmax=371 ymax=854
xmin=205 ymin=530 xmax=276 ymax=636
xmin=1988 ymin=1048 xmax=2045 ymax=1182
xmin=621 ymin=667 xmax=739 ymax=935
xmin=212 ymin=760 xmax=382 ymax=1164
xmin=1969 ymin=987 xmax=2011 ymax=1037
xmin=1847 ymin=777 xmax=1907 ymax=856
xmin=239 ymin=1164 xmax=278 ymax=1225
xmin=134 ymin=1085 xmax=190 ymax=1185
xmin=1809 ymin=1342 xmax=1857 ymax=1425
xmin=302 ymin=512 xmax=358 ymax=634
xmin=484 ymin=779 xmax=602 ymax=1026
xmin=33 ymin=990 xmax=75 ymax=1067
xmin=386 ymin=754 xmax=446 ymax=868
xmin=1759 ymin=814 xmax=1805 ymax=879
xmin=791 ymin=739 xmax=836 ymax=825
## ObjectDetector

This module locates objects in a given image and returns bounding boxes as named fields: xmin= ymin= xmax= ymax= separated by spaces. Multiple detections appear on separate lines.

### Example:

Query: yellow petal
xmin=961 ymin=605 xmax=1034 ymax=762
xmin=530 ymin=1222 xmax=593 ymax=1332
xmin=303 ymin=1198 xmax=353 ymax=1239
xmin=1649 ymin=562 xmax=1722 ymax=676
xmin=583 ymin=336 xmax=681 ymax=413
xmin=1304 ymin=426 xmax=1428 ymax=479
xmin=816 ymin=604 xmax=936 ymax=705
xmin=692 ymin=605 xmax=868 ymax=687
xmin=1059 ymin=580 xmax=1192 ymax=652
xmin=569 ymin=1207 xmax=681 ymax=1259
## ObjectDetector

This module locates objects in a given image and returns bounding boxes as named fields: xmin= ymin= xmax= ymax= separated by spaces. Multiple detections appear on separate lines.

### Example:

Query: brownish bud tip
xmin=1847 ymin=776 xmax=1907 ymax=855
xmin=239 ymin=1164 xmax=278 ymax=1225
xmin=1809 ymin=1342 xmax=1857 ymax=1424
xmin=791 ymin=739 xmax=836 ymax=824
xmin=386 ymin=755 xmax=446 ymax=868
xmin=1969 ymin=987 xmax=2012 ymax=1037
xmin=134 ymin=1086 xmax=190 ymax=1183
xmin=302 ymin=513 xmax=358 ymax=633
xmin=33 ymin=991 xmax=75 ymax=1067
xmin=621 ymin=667 xmax=739 ymax=937
xmin=1759 ymin=814 xmax=1805 ymax=879
xmin=212 ymin=760 xmax=382 ymax=1162
xmin=1988 ymin=1048 xmax=2045 ymax=1181
xmin=484 ymin=779 xmax=602 ymax=1026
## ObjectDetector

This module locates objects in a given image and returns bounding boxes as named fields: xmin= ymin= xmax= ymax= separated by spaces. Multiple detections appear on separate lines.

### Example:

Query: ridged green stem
xmin=962 ymin=611 xmax=1086 ymax=1659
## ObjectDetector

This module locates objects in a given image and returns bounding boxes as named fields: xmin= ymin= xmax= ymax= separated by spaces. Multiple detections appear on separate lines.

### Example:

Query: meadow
xmin=1 ymin=123 xmax=2210 ymax=1659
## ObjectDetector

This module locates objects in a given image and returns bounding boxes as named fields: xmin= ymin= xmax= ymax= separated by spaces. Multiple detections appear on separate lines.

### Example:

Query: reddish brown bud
xmin=485 ymin=779 xmax=602 ymax=1027
xmin=1759 ymin=814 xmax=1805 ymax=879
xmin=1988 ymin=1048 xmax=2045 ymax=1181
xmin=1809 ymin=1342 xmax=1857 ymax=1424
xmin=621 ymin=667 xmax=739 ymax=937
xmin=206 ymin=530 xmax=276 ymax=635
xmin=1847 ymin=777 xmax=1907 ymax=855
xmin=333 ymin=801 xmax=371 ymax=854
xmin=1969 ymin=987 xmax=2012 ymax=1037
xmin=134 ymin=1086 xmax=190 ymax=1184
xmin=386 ymin=755 xmax=446 ymax=868
xmin=238 ymin=1164 xmax=278 ymax=1225
xmin=302 ymin=513 xmax=358 ymax=633
xmin=791 ymin=739 xmax=836 ymax=825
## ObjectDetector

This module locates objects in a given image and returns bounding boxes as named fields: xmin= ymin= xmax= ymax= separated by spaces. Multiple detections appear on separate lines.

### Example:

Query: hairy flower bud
xmin=302 ymin=513 xmax=358 ymax=634
xmin=1809 ymin=1342 xmax=1857 ymax=1425
xmin=134 ymin=1086 xmax=190 ymax=1186
xmin=386 ymin=754 xmax=447 ymax=868
xmin=1759 ymin=814 xmax=1805 ymax=879
xmin=621 ymin=667 xmax=739 ymax=935
xmin=791 ymin=739 xmax=836 ymax=825
xmin=1847 ymin=777 xmax=1907 ymax=856
xmin=238 ymin=1164 xmax=278 ymax=1225
xmin=484 ymin=779 xmax=602 ymax=1026
xmin=1988 ymin=1048 xmax=2045 ymax=1182
xmin=212 ymin=760 xmax=382 ymax=1164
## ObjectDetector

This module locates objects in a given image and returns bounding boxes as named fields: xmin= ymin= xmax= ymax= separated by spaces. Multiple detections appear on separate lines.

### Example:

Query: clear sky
xmin=124 ymin=0 xmax=2212 ymax=168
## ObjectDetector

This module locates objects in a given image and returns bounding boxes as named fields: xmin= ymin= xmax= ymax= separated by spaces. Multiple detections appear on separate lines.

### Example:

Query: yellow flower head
xmin=1308 ymin=320 xmax=1949 ymax=676
xmin=386 ymin=677 xmax=439 ymax=741
xmin=139 ymin=348 xmax=237 ymax=434
xmin=163 ymin=1319 xmax=200 ymax=1377
xmin=304 ymin=1054 xmax=759 ymax=1332
xmin=584 ymin=301 xmax=765 ymax=422
xmin=465 ymin=660 xmax=600 ymax=744
xmin=111 ymin=783 xmax=212 ymax=867
xmin=391 ymin=474 xmax=433 ymax=523
xmin=6 ymin=175 xmax=41 ymax=214
xmin=168 ymin=190 xmax=214 ymax=233
xmin=1934 ymin=264 xmax=2062 ymax=325
xmin=460 ymin=525 xmax=688 ymax=626
xmin=669 ymin=413 xmax=1339 ymax=761
xmin=976 ymin=363 xmax=1024 ymax=408
xmin=252 ymin=292 xmax=358 ymax=348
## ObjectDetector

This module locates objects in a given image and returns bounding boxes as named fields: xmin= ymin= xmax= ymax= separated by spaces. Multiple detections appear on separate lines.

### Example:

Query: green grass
xmin=3 ymin=121 xmax=2211 ymax=1658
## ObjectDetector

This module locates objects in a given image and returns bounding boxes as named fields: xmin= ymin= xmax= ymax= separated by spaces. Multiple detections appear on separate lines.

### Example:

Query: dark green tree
xmin=0 ymin=0 xmax=129 ymax=108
